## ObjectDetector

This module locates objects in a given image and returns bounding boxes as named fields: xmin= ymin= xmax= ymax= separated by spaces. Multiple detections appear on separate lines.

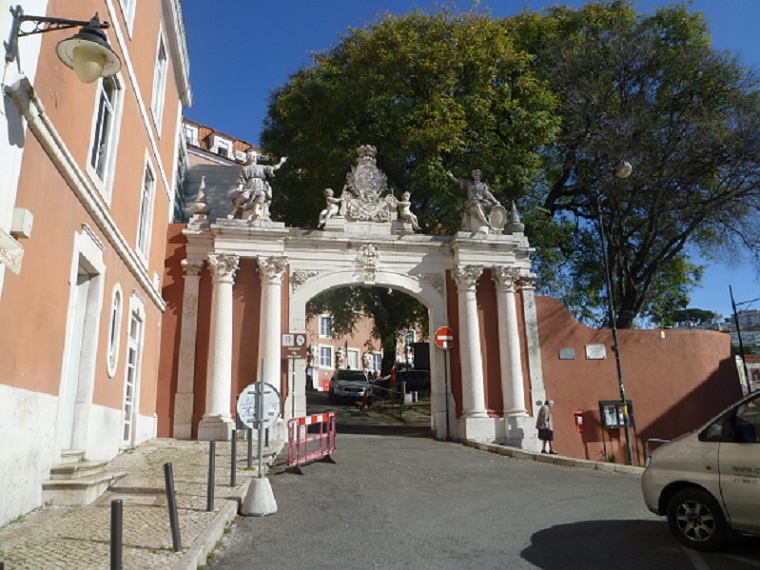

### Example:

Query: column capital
xmin=207 ymin=253 xmax=239 ymax=284
xmin=257 ymin=255 xmax=288 ymax=284
xmin=519 ymin=271 xmax=538 ymax=290
xmin=491 ymin=266 xmax=522 ymax=291
xmin=181 ymin=258 xmax=205 ymax=277
xmin=453 ymin=265 xmax=483 ymax=292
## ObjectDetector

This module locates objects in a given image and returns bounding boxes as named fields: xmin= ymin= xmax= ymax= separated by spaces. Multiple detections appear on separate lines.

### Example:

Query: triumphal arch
xmin=172 ymin=145 xmax=546 ymax=447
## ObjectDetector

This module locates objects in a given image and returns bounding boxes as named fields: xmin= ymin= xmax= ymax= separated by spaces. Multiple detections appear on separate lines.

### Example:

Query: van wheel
xmin=666 ymin=488 xmax=727 ymax=552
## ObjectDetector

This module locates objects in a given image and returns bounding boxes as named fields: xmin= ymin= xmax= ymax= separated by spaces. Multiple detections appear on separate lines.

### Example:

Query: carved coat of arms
xmin=339 ymin=145 xmax=397 ymax=222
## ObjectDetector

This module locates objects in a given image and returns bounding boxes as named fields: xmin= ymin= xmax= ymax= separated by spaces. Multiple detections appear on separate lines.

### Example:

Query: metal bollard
xmin=247 ymin=428 xmax=253 ymax=468
xmin=207 ymin=441 xmax=216 ymax=512
xmin=110 ymin=499 xmax=123 ymax=570
xmin=231 ymin=430 xmax=237 ymax=487
xmin=163 ymin=463 xmax=182 ymax=552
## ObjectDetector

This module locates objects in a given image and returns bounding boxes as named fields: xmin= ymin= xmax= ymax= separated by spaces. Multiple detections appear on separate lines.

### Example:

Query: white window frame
xmin=319 ymin=314 xmax=332 ymax=338
xmin=122 ymin=294 xmax=145 ymax=447
xmin=106 ymin=283 xmax=123 ymax=378
xmin=117 ymin=0 xmax=137 ymax=37
xmin=136 ymin=154 xmax=156 ymax=263
xmin=347 ymin=349 xmax=360 ymax=370
xmin=150 ymin=31 xmax=168 ymax=134
xmin=184 ymin=123 xmax=199 ymax=147
xmin=319 ymin=345 xmax=333 ymax=369
xmin=371 ymin=353 xmax=382 ymax=372
xmin=86 ymin=73 xmax=124 ymax=204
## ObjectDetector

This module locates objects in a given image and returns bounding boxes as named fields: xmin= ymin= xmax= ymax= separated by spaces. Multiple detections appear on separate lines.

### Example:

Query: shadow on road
xmin=522 ymin=519 xmax=760 ymax=569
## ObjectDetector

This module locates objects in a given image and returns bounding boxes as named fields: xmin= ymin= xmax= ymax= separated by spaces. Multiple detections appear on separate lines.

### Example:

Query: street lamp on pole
xmin=595 ymin=160 xmax=635 ymax=465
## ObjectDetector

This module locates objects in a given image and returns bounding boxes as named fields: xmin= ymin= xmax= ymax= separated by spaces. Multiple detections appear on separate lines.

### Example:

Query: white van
xmin=641 ymin=390 xmax=760 ymax=551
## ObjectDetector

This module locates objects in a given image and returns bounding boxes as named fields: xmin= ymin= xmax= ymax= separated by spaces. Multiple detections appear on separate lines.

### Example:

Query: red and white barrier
xmin=287 ymin=412 xmax=337 ymax=474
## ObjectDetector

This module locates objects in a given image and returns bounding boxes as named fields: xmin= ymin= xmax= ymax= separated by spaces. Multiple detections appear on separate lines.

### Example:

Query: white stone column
xmin=520 ymin=272 xmax=545 ymax=410
xmin=173 ymin=259 xmax=203 ymax=439
xmin=492 ymin=267 xmax=528 ymax=417
xmin=257 ymin=256 xmax=287 ymax=388
xmin=453 ymin=265 xmax=487 ymax=418
xmin=198 ymin=253 xmax=239 ymax=441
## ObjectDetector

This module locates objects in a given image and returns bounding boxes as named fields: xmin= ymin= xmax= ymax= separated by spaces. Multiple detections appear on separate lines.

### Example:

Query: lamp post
xmin=678 ymin=298 xmax=692 ymax=330
xmin=5 ymin=6 xmax=121 ymax=83
xmin=595 ymin=160 xmax=634 ymax=465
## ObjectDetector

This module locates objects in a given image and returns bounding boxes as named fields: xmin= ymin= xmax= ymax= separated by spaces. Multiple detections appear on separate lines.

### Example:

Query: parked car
xmin=329 ymin=369 xmax=372 ymax=404
xmin=641 ymin=390 xmax=760 ymax=552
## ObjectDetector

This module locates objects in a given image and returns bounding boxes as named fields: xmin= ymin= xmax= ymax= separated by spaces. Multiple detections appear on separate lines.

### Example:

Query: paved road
xmin=209 ymin=394 xmax=760 ymax=570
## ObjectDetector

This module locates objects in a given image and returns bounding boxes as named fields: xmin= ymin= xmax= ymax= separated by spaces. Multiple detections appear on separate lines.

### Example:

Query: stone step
xmin=42 ymin=471 xmax=127 ymax=506
xmin=60 ymin=449 xmax=85 ymax=465
xmin=50 ymin=459 xmax=110 ymax=480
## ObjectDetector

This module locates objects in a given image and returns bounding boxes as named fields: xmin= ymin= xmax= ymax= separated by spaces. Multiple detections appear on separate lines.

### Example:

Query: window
xmin=136 ymin=160 xmax=155 ymax=260
xmin=216 ymin=138 xmax=232 ymax=158
xmin=319 ymin=315 xmax=332 ymax=338
xmin=319 ymin=346 xmax=333 ymax=368
xmin=347 ymin=349 xmax=360 ymax=370
xmin=122 ymin=299 xmax=145 ymax=446
xmin=150 ymin=34 xmax=168 ymax=132
xmin=88 ymin=75 xmax=123 ymax=198
xmin=118 ymin=0 xmax=137 ymax=36
xmin=106 ymin=285 xmax=123 ymax=377
xmin=372 ymin=353 xmax=382 ymax=372
xmin=184 ymin=124 xmax=199 ymax=147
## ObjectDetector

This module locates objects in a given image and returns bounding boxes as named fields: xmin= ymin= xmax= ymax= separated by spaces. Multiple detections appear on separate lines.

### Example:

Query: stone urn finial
xmin=505 ymin=201 xmax=524 ymax=234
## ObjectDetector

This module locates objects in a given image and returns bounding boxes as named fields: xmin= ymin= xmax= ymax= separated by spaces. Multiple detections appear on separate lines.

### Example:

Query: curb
xmin=464 ymin=440 xmax=645 ymax=476
xmin=173 ymin=479 xmax=250 ymax=570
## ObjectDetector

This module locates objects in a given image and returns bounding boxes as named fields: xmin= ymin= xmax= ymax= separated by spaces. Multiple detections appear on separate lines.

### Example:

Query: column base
xmin=498 ymin=416 xmax=541 ymax=450
xmin=173 ymin=393 xmax=195 ymax=439
xmin=198 ymin=415 xmax=234 ymax=441
xmin=458 ymin=416 xmax=497 ymax=442
xmin=503 ymin=407 xmax=528 ymax=417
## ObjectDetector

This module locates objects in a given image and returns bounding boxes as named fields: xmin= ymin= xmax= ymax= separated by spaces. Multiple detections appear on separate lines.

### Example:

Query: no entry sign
xmin=435 ymin=326 xmax=455 ymax=350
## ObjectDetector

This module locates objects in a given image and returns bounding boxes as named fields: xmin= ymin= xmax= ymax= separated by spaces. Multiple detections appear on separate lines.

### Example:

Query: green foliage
xmin=262 ymin=9 xmax=559 ymax=233
xmin=263 ymin=2 xmax=760 ymax=328
xmin=508 ymin=0 xmax=760 ymax=327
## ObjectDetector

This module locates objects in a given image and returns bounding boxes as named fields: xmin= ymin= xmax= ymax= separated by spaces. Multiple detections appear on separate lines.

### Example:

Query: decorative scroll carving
xmin=453 ymin=265 xmax=483 ymax=291
xmin=417 ymin=273 xmax=444 ymax=296
xmin=491 ymin=266 xmax=522 ymax=291
xmin=291 ymin=269 xmax=321 ymax=291
xmin=257 ymin=256 xmax=288 ymax=284
xmin=339 ymin=145 xmax=397 ymax=223
xmin=358 ymin=243 xmax=379 ymax=284
xmin=207 ymin=253 xmax=239 ymax=283
xmin=181 ymin=259 xmax=204 ymax=277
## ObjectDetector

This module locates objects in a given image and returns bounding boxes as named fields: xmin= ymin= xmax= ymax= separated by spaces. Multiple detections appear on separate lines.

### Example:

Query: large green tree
xmin=263 ymin=2 xmax=760 ymax=329
xmin=262 ymin=9 xmax=559 ymax=232
xmin=508 ymin=1 xmax=760 ymax=327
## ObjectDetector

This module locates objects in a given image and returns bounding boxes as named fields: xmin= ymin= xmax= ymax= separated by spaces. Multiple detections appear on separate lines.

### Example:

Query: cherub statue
xmin=229 ymin=149 xmax=287 ymax=221
xmin=396 ymin=191 xmax=420 ymax=231
xmin=318 ymin=188 xmax=342 ymax=228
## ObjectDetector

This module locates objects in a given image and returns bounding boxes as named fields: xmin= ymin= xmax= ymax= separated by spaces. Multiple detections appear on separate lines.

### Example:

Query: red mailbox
xmin=573 ymin=409 xmax=585 ymax=434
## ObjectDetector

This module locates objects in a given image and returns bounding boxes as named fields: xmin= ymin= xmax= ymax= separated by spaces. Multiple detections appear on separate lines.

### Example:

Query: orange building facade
xmin=0 ymin=0 xmax=191 ymax=525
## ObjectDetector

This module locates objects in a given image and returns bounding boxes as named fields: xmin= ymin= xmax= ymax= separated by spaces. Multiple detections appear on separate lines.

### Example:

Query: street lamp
xmin=678 ymin=298 xmax=692 ymax=330
xmin=595 ymin=160 xmax=634 ymax=465
xmin=5 ymin=6 xmax=121 ymax=83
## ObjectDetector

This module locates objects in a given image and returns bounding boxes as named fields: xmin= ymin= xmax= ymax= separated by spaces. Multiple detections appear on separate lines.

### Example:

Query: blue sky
xmin=182 ymin=0 xmax=759 ymax=318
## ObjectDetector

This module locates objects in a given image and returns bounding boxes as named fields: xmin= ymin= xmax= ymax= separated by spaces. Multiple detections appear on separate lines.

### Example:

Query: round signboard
xmin=434 ymin=326 xmax=455 ymax=350
xmin=236 ymin=382 xmax=281 ymax=429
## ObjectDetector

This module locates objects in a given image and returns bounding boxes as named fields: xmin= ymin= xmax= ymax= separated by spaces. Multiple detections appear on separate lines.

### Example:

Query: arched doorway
xmin=170 ymin=146 xmax=545 ymax=448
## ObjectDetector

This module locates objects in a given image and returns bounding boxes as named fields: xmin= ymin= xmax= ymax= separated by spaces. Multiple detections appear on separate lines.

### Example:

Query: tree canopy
xmin=262 ymin=2 xmax=760 ymax=328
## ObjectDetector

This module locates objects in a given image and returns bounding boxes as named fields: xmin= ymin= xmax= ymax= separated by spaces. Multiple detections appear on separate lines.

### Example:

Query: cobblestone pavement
xmin=0 ymin=438 xmax=281 ymax=570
